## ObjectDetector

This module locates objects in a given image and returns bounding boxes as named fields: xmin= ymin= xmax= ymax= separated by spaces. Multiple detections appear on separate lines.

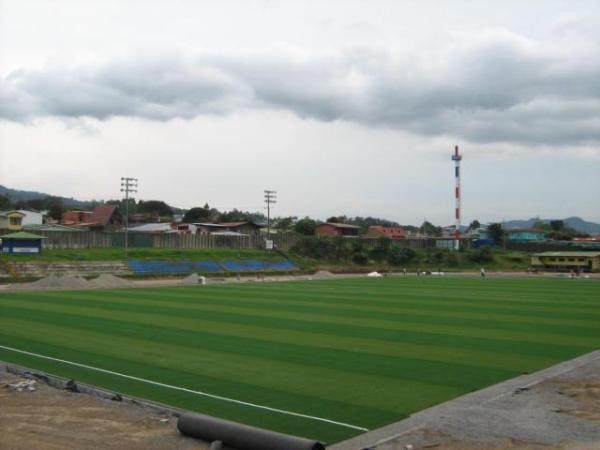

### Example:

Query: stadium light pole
xmin=264 ymin=190 xmax=277 ymax=238
xmin=120 ymin=177 xmax=138 ymax=259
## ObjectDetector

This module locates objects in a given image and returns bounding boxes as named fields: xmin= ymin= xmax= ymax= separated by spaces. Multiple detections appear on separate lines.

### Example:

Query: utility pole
xmin=120 ymin=177 xmax=138 ymax=259
xmin=451 ymin=145 xmax=462 ymax=251
xmin=264 ymin=190 xmax=277 ymax=238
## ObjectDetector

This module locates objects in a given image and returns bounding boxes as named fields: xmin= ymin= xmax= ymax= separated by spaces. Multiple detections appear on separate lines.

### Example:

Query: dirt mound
xmin=313 ymin=270 xmax=336 ymax=278
xmin=181 ymin=273 xmax=199 ymax=285
xmin=11 ymin=274 xmax=92 ymax=290
xmin=89 ymin=274 xmax=131 ymax=289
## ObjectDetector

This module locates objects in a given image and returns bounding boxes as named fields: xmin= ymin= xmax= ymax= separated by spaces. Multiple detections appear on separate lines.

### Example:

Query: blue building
xmin=505 ymin=228 xmax=547 ymax=242
xmin=478 ymin=227 xmax=546 ymax=242
xmin=0 ymin=231 xmax=47 ymax=254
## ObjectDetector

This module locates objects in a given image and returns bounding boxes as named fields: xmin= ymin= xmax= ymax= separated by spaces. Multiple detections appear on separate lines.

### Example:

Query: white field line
xmin=0 ymin=344 xmax=368 ymax=432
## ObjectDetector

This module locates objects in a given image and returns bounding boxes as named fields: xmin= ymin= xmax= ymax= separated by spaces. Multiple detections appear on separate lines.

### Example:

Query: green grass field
xmin=0 ymin=277 xmax=599 ymax=443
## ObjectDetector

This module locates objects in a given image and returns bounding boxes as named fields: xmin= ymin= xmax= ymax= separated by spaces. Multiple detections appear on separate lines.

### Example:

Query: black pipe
xmin=177 ymin=412 xmax=326 ymax=450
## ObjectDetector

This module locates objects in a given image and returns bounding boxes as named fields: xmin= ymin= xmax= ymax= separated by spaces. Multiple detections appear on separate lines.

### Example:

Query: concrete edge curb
xmin=1 ymin=361 xmax=184 ymax=418
xmin=329 ymin=349 xmax=600 ymax=450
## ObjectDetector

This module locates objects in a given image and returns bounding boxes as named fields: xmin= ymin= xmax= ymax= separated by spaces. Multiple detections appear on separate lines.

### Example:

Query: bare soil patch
xmin=0 ymin=368 xmax=206 ymax=450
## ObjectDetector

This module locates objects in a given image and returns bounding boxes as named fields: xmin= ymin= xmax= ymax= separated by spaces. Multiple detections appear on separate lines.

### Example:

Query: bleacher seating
xmin=128 ymin=259 xmax=297 ymax=275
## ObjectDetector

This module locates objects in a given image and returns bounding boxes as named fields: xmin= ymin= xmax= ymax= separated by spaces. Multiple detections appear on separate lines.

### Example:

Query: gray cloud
xmin=2 ymin=27 xmax=600 ymax=145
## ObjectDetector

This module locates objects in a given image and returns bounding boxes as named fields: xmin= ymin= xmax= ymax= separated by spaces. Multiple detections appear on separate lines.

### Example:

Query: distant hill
xmin=0 ymin=185 xmax=185 ymax=213
xmin=0 ymin=185 xmax=91 ymax=207
xmin=502 ymin=217 xmax=600 ymax=234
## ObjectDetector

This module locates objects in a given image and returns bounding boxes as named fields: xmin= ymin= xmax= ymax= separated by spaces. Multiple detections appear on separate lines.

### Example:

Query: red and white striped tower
xmin=451 ymin=145 xmax=462 ymax=250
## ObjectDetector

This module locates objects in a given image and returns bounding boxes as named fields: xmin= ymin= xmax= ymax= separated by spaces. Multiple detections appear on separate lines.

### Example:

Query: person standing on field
xmin=480 ymin=267 xmax=486 ymax=277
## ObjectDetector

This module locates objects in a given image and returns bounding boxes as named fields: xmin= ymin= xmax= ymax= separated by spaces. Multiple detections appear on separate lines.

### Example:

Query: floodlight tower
xmin=120 ymin=177 xmax=138 ymax=259
xmin=451 ymin=145 xmax=462 ymax=251
xmin=264 ymin=190 xmax=277 ymax=237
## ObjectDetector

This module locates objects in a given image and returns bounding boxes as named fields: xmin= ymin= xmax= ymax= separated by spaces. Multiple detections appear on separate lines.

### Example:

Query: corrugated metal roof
xmin=129 ymin=223 xmax=173 ymax=232
xmin=318 ymin=222 xmax=360 ymax=229
xmin=534 ymin=251 xmax=600 ymax=257
xmin=0 ymin=231 xmax=47 ymax=240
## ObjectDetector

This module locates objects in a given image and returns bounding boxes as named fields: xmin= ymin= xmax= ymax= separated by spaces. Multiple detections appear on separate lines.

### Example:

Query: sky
xmin=1 ymin=0 xmax=599 ymax=225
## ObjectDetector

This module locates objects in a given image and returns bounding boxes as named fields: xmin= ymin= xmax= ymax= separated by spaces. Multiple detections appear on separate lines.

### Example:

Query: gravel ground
xmin=0 ymin=364 xmax=206 ymax=450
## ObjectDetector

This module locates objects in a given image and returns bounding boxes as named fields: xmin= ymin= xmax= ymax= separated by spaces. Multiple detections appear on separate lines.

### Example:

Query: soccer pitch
xmin=1 ymin=277 xmax=599 ymax=443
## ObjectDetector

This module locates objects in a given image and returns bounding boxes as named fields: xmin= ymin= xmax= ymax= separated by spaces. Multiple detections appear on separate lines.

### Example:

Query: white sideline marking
xmin=0 ymin=344 xmax=368 ymax=432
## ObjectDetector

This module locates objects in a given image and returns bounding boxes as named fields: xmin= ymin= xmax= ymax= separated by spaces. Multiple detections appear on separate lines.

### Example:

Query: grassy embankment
xmin=0 ymin=246 xmax=531 ymax=274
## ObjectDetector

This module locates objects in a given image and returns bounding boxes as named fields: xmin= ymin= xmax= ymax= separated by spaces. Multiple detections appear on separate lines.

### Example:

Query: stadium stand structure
xmin=128 ymin=259 xmax=297 ymax=275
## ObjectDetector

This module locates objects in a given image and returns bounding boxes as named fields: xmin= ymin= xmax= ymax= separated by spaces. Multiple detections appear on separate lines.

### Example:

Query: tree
xmin=487 ymin=223 xmax=504 ymax=244
xmin=294 ymin=217 xmax=317 ymax=235
xmin=468 ymin=220 xmax=481 ymax=231
xmin=550 ymin=220 xmax=565 ymax=231
xmin=420 ymin=221 xmax=442 ymax=237
xmin=0 ymin=195 xmax=11 ymax=210
xmin=275 ymin=216 xmax=296 ymax=230
xmin=137 ymin=200 xmax=173 ymax=217
xmin=183 ymin=205 xmax=212 ymax=223
xmin=327 ymin=216 xmax=347 ymax=224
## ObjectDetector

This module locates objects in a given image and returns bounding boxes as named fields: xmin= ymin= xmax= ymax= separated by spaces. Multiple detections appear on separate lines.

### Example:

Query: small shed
xmin=0 ymin=231 xmax=47 ymax=254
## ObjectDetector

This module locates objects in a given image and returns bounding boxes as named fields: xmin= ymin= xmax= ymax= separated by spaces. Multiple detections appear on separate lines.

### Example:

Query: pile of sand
xmin=17 ymin=274 xmax=92 ymax=290
xmin=181 ymin=273 xmax=199 ymax=285
xmin=181 ymin=273 xmax=207 ymax=285
xmin=313 ymin=270 xmax=336 ymax=278
xmin=89 ymin=274 xmax=131 ymax=289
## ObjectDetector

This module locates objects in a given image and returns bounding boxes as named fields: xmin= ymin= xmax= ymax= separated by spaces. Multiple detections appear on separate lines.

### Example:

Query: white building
xmin=17 ymin=209 xmax=46 ymax=226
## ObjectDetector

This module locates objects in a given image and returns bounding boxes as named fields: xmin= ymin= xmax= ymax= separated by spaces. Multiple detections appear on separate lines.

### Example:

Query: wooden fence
xmin=34 ymin=230 xmax=470 ymax=252
xmin=34 ymin=230 xmax=302 ymax=251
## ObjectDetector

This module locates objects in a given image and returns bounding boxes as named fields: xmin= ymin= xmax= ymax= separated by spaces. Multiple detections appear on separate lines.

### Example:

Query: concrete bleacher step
xmin=6 ymin=262 xmax=131 ymax=278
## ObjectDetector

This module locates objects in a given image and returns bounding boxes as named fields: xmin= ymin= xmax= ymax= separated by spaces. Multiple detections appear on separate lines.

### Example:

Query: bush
xmin=352 ymin=251 xmax=369 ymax=265
xmin=469 ymin=246 xmax=494 ymax=263
xmin=445 ymin=252 xmax=459 ymax=266
xmin=291 ymin=237 xmax=334 ymax=259
xmin=387 ymin=246 xmax=416 ymax=265
xmin=369 ymin=237 xmax=392 ymax=261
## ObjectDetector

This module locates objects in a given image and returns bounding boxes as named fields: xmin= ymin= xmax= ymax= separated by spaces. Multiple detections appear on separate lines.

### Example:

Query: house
xmin=62 ymin=210 xmax=93 ymax=224
xmin=531 ymin=252 xmax=600 ymax=272
xmin=573 ymin=236 xmax=600 ymax=242
xmin=0 ymin=211 xmax=26 ymax=232
xmin=16 ymin=209 xmax=46 ymax=225
xmin=365 ymin=225 xmax=406 ymax=239
xmin=480 ymin=227 xmax=546 ymax=242
xmin=194 ymin=222 xmax=261 ymax=236
xmin=505 ymin=228 xmax=547 ymax=241
xmin=88 ymin=205 xmax=123 ymax=231
xmin=0 ymin=231 xmax=47 ymax=254
xmin=314 ymin=222 xmax=360 ymax=237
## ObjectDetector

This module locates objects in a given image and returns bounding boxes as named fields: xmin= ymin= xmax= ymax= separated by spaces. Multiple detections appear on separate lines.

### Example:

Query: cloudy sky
xmin=1 ymin=0 xmax=599 ymax=225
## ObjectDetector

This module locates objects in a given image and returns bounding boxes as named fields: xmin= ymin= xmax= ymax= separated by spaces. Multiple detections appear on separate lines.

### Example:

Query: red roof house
xmin=89 ymin=205 xmax=123 ymax=230
xmin=314 ymin=223 xmax=360 ymax=237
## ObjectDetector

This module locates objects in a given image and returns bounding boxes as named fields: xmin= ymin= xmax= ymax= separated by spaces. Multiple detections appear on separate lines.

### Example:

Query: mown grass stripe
xmin=1 ymin=301 xmax=566 ymax=373
xmin=0 ymin=305 xmax=524 ymax=384
xmin=0 ymin=317 xmax=463 ymax=413
xmin=5 ymin=291 xmax=597 ymax=346
xmin=0 ymin=344 xmax=369 ymax=432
